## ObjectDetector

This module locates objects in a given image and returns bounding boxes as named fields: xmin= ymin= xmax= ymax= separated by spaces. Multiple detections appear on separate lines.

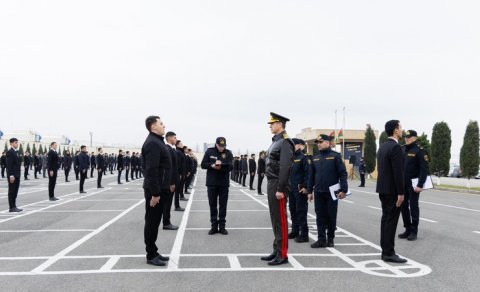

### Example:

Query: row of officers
xmin=201 ymin=113 xmax=428 ymax=266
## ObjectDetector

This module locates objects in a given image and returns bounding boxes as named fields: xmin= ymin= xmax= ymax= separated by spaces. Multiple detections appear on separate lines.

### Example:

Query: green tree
xmin=26 ymin=143 xmax=31 ymax=154
xmin=379 ymin=131 xmax=388 ymax=144
xmin=18 ymin=143 xmax=24 ymax=163
xmin=430 ymin=121 xmax=451 ymax=182
xmin=364 ymin=125 xmax=377 ymax=174
xmin=460 ymin=121 xmax=479 ymax=188
xmin=4 ymin=141 xmax=7 ymax=153
xmin=32 ymin=144 xmax=37 ymax=155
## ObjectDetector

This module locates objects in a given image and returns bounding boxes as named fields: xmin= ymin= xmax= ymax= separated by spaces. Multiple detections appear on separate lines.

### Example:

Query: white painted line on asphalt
xmin=419 ymin=218 xmax=438 ymax=223
xmin=0 ymin=256 xmax=50 ymax=260
xmin=77 ymin=199 xmax=140 ymax=202
xmin=194 ymin=199 xmax=254 ymax=202
xmin=342 ymin=199 xmax=355 ymax=204
xmin=100 ymin=256 xmax=120 ymax=271
xmin=227 ymin=255 xmax=242 ymax=269
xmin=31 ymin=198 xmax=144 ymax=274
xmin=368 ymin=206 xmax=382 ymax=211
xmin=185 ymin=227 xmax=272 ymax=231
xmin=420 ymin=200 xmax=480 ymax=213
xmin=473 ymin=231 xmax=480 ymax=235
xmin=0 ymin=188 xmax=112 ymax=223
xmin=288 ymin=256 xmax=304 ymax=269
xmin=0 ymin=229 xmax=95 ymax=233
xmin=190 ymin=210 xmax=268 ymax=212
xmin=39 ymin=210 xmax=124 ymax=213
xmin=168 ymin=175 xmax=197 ymax=270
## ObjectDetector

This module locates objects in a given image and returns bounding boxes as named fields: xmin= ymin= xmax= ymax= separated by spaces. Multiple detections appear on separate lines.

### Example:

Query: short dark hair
xmin=50 ymin=142 xmax=57 ymax=147
xmin=251 ymin=154 xmax=255 ymax=157
xmin=145 ymin=115 xmax=160 ymax=132
xmin=166 ymin=131 xmax=176 ymax=138
xmin=385 ymin=120 xmax=400 ymax=136
xmin=126 ymin=151 xmax=130 ymax=154
xmin=98 ymin=147 xmax=102 ymax=151
xmin=80 ymin=145 xmax=86 ymax=150
xmin=119 ymin=150 xmax=123 ymax=153
xmin=9 ymin=138 xmax=18 ymax=143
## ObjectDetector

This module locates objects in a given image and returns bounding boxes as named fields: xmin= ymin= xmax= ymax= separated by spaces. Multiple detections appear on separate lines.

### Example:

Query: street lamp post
xmin=89 ymin=132 xmax=93 ymax=147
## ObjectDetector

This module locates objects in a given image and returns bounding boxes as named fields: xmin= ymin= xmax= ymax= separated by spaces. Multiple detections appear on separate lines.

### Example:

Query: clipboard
xmin=411 ymin=176 xmax=434 ymax=190
xmin=329 ymin=183 xmax=352 ymax=201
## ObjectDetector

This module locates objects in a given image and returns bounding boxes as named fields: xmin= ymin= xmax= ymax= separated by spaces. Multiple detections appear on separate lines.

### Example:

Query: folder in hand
xmin=329 ymin=183 xmax=352 ymax=201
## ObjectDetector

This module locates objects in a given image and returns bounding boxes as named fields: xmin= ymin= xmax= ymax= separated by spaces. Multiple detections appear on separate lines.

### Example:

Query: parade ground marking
xmin=0 ymin=177 xmax=431 ymax=277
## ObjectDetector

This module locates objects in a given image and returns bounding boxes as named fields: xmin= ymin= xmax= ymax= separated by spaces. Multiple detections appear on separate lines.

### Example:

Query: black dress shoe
xmin=398 ymin=230 xmax=410 ymax=239
xmin=295 ymin=236 xmax=309 ymax=243
xmin=261 ymin=251 xmax=277 ymax=261
xmin=126 ymin=180 xmax=130 ymax=182
xmin=288 ymin=231 xmax=299 ymax=239
xmin=80 ymin=191 xmax=87 ymax=194
xmin=156 ymin=254 xmax=169 ymax=261
xmin=174 ymin=207 xmax=185 ymax=211
xmin=185 ymin=191 xmax=191 ymax=195
xmin=163 ymin=224 xmax=179 ymax=230
xmin=268 ymin=256 xmax=289 ymax=266
xmin=118 ymin=182 xmax=123 ymax=185
xmin=219 ymin=228 xmax=228 ymax=235
xmin=250 ymin=188 xmax=256 ymax=191
xmin=257 ymin=192 xmax=264 ymax=195
xmin=49 ymin=197 xmax=59 ymax=201
xmin=146 ymin=257 xmax=167 ymax=266
xmin=9 ymin=207 xmax=23 ymax=212
xmin=382 ymin=254 xmax=407 ymax=263
xmin=311 ymin=240 xmax=327 ymax=248
xmin=180 ymin=197 xmax=188 ymax=201
xmin=407 ymin=233 xmax=417 ymax=241
xmin=327 ymin=238 xmax=334 ymax=247
xmin=208 ymin=227 xmax=219 ymax=235
xmin=97 ymin=186 xmax=104 ymax=188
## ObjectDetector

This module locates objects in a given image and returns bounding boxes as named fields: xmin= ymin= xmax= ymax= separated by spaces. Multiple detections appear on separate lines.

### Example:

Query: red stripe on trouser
xmin=279 ymin=197 xmax=288 ymax=258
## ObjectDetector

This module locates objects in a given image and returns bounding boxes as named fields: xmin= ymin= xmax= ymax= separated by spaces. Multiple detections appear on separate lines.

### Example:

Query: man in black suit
xmin=1 ymin=151 xmax=6 ymax=178
xmin=74 ymin=151 xmax=80 ymax=180
xmin=33 ymin=153 xmax=41 ymax=179
xmin=117 ymin=150 xmax=124 ymax=184
xmin=23 ymin=151 xmax=30 ymax=180
xmin=79 ymin=146 xmax=89 ymax=193
xmin=142 ymin=115 xmax=172 ymax=266
xmin=184 ymin=147 xmax=193 ymax=194
xmin=241 ymin=155 xmax=248 ymax=187
xmin=6 ymin=138 xmax=23 ymax=212
xmin=63 ymin=150 xmax=73 ymax=182
xmin=124 ymin=151 xmax=131 ymax=182
xmin=163 ymin=131 xmax=180 ymax=230
xmin=96 ymin=148 xmax=105 ymax=188
xmin=257 ymin=151 xmax=266 ymax=195
xmin=175 ymin=140 xmax=187 ymax=209
xmin=90 ymin=152 xmax=96 ymax=178
xmin=248 ymin=154 xmax=257 ymax=190
xmin=376 ymin=120 xmax=406 ymax=263
xmin=47 ymin=142 xmax=60 ymax=201
xmin=130 ymin=152 xmax=137 ymax=181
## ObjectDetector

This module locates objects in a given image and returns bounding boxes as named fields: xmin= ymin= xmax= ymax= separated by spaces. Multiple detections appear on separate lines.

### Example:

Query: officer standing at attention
xmin=63 ymin=150 xmax=72 ymax=182
xmin=257 ymin=151 xmax=266 ymax=195
xmin=289 ymin=138 xmax=312 ymax=243
xmin=308 ymin=134 xmax=348 ymax=248
xmin=399 ymin=130 xmax=429 ymax=241
xmin=79 ymin=145 xmax=89 ymax=194
xmin=90 ymin=152 xmax=96 ymax=178
xmin=1 ymin=151 xmax=6 ymax=178
xmin=261 ymin=113 xmax=294 ymax=266
xmin=248 ymin=154 xmax=257 ymax=191
xmin=117 ymin=150 xmax=124 ymax=184
xmin=201 ymin=137 xmax=233 ymax=235
xmin=241 ymin=155 xmax=248 ymax=187
xmin=47 ymin=142 xmax=60 ymax=201
xmin=359 ymin=157 xmax=366 ymax=187
xmin=124 ymin=151 xmax=131 ymax=183
xmin=6 ymin=138 xmax=22 ymax=212
xmin=96 ymin=147 xmax=105 ymax=188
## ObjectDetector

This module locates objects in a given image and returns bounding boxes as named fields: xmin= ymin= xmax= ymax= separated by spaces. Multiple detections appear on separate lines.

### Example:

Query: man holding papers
xmin=399 ymin=130 xmax=429 ymax=241
xmin=308 ymin=134 xmax=348 ymax=248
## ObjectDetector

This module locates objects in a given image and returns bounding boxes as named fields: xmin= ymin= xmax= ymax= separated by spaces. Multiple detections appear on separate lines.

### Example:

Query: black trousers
xmin=290 ymin=188 xmax=309 ymax=236
xmin=249 ymin=174 xmax=255 ymax=189
xmin=131 ymin=167 xmax=135 ymax=180
xmin=74 ymin=167 xmax=79 ymax=180
xmin=241 ymin=173 xmax=247 ymax=186
xmin=257 ymin=174 xmax=264 ymax=193
xmin=314 ymin=192 xmax=338 ymax=240
xmin=207 ymin=186 xmax=229 ymax=228
xmin=48 ymin=171 xmax=57 ymax=198
xmin=80 ymin=170 xmax=87 ymax=192
xmin=24 ymin=166 xmax=29 ymax=179
xmin=125 ymin=167 xmax=130 ymax=182
xmin=162 ymin=191 xmax=174 ymax=226
xmin=360 ymin=173 xmax=365 ymax=186
xmin=267 ymin=178 xmax=288 ymax=259
xmin=97 ymin=169 xmax=103 ymax=187
xmin=401 ymin=185 xmax=420 ymax=234
xmin=1 ymin=166 xmax=5 ymax=178
xmin=144 ymin=190 xmax=167 ymax=260
xmin=64 ymin=167 xmax=71 ymax=181
xmin=8 ymin=177 xmax=20 ymax=209
xmin=174 ymin=178 xmax=185 ymax=208
xmin=379 ymin=193 xmax=402 ymax=257
xmin=90 ymin=165 xmax=95 ymax=178
xmin=118 ymin=169 xmax=123 ymax=183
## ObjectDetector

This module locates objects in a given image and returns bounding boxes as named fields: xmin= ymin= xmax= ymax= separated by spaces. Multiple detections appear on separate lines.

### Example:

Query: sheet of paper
xmin=411 ymin=176 xmax=433 ymax=190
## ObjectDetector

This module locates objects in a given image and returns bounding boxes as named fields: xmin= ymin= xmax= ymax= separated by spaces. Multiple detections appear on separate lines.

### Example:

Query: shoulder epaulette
xmin=283 ymin=133 xmax=289 ymax=139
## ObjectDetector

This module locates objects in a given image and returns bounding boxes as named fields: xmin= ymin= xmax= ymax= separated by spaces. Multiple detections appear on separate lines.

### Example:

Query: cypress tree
xmin=18 ymin=143 xmax=24 ymax=163
xmin=460 ymin=120 xmax=479 ymax=188
xmin=430 ymin=122 xmax=451 ymax=184
xmin=32 ymin=144 xmax=37 ymax=156
xmin=379 ymin=131 xmax=388 ymax=145
xmin=364 ymin=125 xmax=377 ymax=174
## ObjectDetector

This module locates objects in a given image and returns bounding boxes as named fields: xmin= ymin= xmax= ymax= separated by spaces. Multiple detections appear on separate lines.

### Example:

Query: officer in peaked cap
xmin=261 ymin=112 xmax=294 ymax=266
xmin=399 ymin=130 xmax=429 ymax=241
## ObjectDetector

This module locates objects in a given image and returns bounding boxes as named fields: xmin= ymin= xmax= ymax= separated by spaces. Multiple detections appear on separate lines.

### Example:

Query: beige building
xmin=295 ymin=127 xmax=379 ymax=178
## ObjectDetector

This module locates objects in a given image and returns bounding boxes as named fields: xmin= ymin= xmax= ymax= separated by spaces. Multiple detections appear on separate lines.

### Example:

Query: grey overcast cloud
xmin=1 ymin=0 xmax=479 ymax=160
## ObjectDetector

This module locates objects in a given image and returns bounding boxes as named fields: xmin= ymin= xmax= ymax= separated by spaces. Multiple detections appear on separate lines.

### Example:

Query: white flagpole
xmin=342 ymin=107 xmax=346 ymax=159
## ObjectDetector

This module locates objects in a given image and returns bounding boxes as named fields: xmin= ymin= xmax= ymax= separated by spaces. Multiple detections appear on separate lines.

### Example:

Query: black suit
xmin=6 ymin=148 xmax=21 ymax=209
xmin=163 ymin=144 xmax=179 ymax=226
xmin=142 ymin=132 xmax=172 ymax=260
xmin=248 ymin=158 xmax=257 ymax=189
xmin=257 ymin=157 xmax=266 ymax=193
xmin=47 ymin=149 xmax=59 ymax=198
xmin=376 ymin=138 xmax=405 ymax=257
xmin=117 ymin=154 xmax=124 ymax=183
xmin=175 ymin=148 xmax=186 ymax=207
xmin=79 ymin=152 xmax=89 ymax=192
xmin=96 ymin=154 xmax=105 ymax=187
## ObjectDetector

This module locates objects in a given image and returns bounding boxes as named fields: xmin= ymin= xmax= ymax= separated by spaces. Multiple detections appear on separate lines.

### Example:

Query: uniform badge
xmin=221 ymin=153 xmax=226 ymax=159
xmin=424 ymin=155 xmax=429 ymax=161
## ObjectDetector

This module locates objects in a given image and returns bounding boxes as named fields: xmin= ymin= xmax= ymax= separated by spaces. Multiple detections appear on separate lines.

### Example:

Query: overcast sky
xmin=1 ymin=0 xmax=479 ymax=161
